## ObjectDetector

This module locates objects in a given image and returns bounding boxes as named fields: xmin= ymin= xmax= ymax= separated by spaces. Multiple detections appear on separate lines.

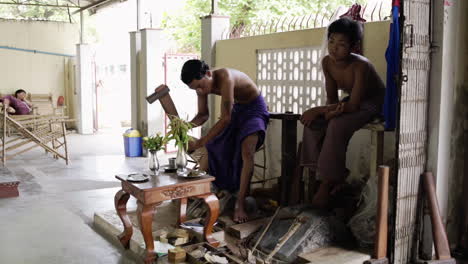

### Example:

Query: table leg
xmin=199 ymin=193 xmax=220 ymax=247
xmin=114 ymin=189 xmax=132 ymax=249
xmin=280 ymin=118 xmax=298 ymax=205
xmin=178 ymin=197 xmax=188 ymax=225
xmin=137 ymin=201 xmax=158 ymax=264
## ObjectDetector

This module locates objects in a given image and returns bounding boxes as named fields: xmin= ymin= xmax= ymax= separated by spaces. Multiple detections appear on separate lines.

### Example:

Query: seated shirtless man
xmin=179 ymin=59 xmax=269 ymax=223
xmin=0 ymin=89 xmax=33 ymax=115
xmin=297 ymin=17 xmax=385 ymax=208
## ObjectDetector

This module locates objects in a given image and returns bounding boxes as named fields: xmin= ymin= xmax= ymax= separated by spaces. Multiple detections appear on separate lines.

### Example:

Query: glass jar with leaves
xmin=142 ymin=133 xmax=167 ymax=175
xmin=165 ymin=116 xmax=193 ymax=175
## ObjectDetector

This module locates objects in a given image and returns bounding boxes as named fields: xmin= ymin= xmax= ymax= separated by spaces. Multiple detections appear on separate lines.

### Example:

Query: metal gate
xmin=392 ymin=0 xmax=431 ymax=263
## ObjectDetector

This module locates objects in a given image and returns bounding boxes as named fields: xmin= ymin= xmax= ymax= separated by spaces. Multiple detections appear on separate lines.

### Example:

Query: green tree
xmin=0 ymin=0 xmax=74 ymax=22
xmin=0 ymin=1 xmax=100 ymax=43
xmin=162 ymin=0 xmax=367 ymax=53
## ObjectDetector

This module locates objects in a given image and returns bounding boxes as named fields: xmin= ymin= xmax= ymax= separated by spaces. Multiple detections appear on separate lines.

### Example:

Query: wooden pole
xmin=364 ymin=165 xmax=389 ymax=264
xmin=422 ymin=172 xmax=451 ymax=260
xmin=375 ymin=165 xmax=390 ymax=259
xmin=62 ymin=122 xmax=69 ymax=165
xmin=2 ymin=110 xmax=6 ymax=165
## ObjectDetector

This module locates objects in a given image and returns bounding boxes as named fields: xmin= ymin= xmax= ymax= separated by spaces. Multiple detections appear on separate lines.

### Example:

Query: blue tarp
xmin=383 ymin=4 xmax=400 ymax=131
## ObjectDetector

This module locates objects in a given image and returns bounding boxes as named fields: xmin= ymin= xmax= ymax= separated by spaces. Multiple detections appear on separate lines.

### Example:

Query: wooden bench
xmin=27 ymin=93 xmax=65 ymax=116
xmin=0 ymin=110 xmax=73 ymax=165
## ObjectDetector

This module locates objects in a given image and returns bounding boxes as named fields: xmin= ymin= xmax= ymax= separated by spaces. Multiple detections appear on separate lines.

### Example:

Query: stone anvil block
xmin=253 ymin=206 xmax=353 ymax=263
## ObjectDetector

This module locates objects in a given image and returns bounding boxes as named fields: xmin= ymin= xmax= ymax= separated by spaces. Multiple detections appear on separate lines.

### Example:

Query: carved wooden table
xmin=114 ymin=172 xmax=219 ymax=264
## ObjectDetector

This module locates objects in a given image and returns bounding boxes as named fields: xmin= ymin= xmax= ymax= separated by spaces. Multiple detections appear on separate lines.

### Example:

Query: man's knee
xmin=326 ymin=118 xmax=350 ymax=136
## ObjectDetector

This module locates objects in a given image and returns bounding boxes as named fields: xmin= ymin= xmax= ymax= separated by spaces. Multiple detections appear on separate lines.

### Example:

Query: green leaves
xmin=165 ymin=116 xmax=193 ymax=151
xmin=142 ymin=133 xmax=167 ymax=152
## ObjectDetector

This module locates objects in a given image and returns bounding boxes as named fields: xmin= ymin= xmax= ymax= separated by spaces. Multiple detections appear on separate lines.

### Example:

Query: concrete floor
xmin=2 ymin=130 xmax=467 ymax=264
xmin=0 ymin=129 xmax=161 ymax=264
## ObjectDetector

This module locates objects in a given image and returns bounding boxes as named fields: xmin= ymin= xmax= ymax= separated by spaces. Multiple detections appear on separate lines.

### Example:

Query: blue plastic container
xmin=123 ymin=128 xmax=142 ymax=157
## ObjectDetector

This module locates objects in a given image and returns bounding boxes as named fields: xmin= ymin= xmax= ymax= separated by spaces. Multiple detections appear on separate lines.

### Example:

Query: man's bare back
xmin=210 ymin=68 xmax=260 ymax=104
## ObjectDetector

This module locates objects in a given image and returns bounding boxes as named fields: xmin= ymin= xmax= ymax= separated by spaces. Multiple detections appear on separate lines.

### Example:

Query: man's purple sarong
xmin=206 ymin=95 xmax=269 ymax=191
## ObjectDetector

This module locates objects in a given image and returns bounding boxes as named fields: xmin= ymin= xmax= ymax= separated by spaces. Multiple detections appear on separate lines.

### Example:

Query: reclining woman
xmin=0 ymin=89 xmax=33 ymax=115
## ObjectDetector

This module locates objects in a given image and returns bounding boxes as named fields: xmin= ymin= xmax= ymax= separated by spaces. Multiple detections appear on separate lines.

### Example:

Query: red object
xmin=393 ymin=0 xmax=400 ymax=7
xmin=339 ymin=4 xmax=365 ymax=55
xmin=0 ymin=181 xmax=20 ymax=198
xmin=57 ymin=96 xmax=65 ymax=106
xmin=340 ymin=4 xmax=366 ymax=22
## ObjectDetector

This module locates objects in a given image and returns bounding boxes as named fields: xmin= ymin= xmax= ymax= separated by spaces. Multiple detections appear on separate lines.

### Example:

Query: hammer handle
xmin=423 ymin=172 xmax=451 ymax=260
xmin=374 ymin=166 xmax=390 ymax=259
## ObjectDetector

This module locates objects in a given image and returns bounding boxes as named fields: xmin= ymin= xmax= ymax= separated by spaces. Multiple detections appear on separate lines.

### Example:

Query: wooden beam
xmin=72 ymin=0 xmax=114 ymax=14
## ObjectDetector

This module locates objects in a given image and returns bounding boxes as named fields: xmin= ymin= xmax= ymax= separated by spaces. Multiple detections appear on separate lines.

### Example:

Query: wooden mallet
xmin=146 ymin=84 xmax=179 ymax=118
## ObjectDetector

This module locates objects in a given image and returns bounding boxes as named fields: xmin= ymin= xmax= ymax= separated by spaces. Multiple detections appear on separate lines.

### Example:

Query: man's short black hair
xmin=14 ymin=89 xmax=26 ymax=97
xmin=181 ymin=59 xmax=210 ymax=85
xmin=327 ymin=17 xmax=363 ymax=46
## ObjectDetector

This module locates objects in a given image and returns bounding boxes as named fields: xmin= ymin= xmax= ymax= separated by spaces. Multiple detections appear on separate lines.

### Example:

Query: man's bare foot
xmin=311 ymin=182 xmax=331 ymax=209
xmin=233 ymin=201 xmax=248 ymax=223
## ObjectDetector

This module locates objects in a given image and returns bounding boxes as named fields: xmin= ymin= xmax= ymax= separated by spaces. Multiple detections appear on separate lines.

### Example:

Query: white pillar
xmin=427 ymin=0 xmax=458 ymax=220
xmin=425 ymin=0 xmax=468 ymax=254
xmin=201 ymin=15 xmax=230 ymax=68
xmin=130 ymin=31 xmax=141 ymax=130
xmin=139 ymin=28 xmax=167 ymax=137
xmin=200 ymin=14 xmax=230 ymax=130
xmin=75 ymin=44 xmax=94 ymax=134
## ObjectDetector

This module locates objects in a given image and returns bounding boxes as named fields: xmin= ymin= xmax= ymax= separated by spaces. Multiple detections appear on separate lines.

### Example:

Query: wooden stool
xmin=293 ymin=120 xmax=385 ymax=204
xmin=362 ymin=121 xmax=385 ymax=180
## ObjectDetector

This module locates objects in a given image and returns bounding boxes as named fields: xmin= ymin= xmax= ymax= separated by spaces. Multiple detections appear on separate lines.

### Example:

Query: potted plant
xmin=142 ymin=133 xmax=167 ymax=174
xmin=165 ymin=116 xmax=193 ymax=173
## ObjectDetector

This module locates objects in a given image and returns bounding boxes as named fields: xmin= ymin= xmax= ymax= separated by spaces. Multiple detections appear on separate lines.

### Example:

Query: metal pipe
xmin=80 ymin=11 xmax=84 ymax=43
xmin=0 ymin=46 xmax=74 ymax=57
xmin=136 ymin=0 xmax=141 ymax=30
xmin=371 ymin=2 xmax=377 ymax=22
xmin=305 ymin=14 xmax=313 ymax=28
xmin=0 ymin=1 xmax=79 ymax=8
xmin=210 ymin=0 xmax=218 ymax=15
xmin=313 ymin=13 xmax=319 ymax=28
xmin=299 ymin=15 xmax=306 ymax=29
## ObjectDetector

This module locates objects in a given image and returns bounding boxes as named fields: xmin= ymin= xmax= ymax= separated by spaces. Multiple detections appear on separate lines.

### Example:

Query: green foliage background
xmin=162 ymin=0 xmax=366 ymax=53
xmin=0 ymin=0 xmax=74 ymax=21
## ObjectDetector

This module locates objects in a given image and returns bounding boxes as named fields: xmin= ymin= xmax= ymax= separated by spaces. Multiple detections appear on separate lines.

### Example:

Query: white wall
xmin=0 ymin=19 xmax=79 ymax=101
xmin=215 ymin=21 xmax=394 ymax=183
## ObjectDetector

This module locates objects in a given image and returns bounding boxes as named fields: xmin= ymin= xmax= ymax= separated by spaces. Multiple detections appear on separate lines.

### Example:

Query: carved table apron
xmin=114 ymin=173 xmax=219 ymax=264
